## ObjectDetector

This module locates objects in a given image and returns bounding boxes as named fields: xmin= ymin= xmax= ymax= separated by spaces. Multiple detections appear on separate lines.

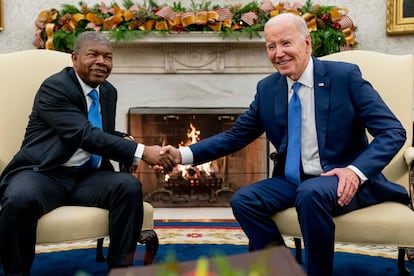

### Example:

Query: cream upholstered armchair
xmin=270 ymin=50 xmax=414 ymax=275
xmin=0 ymin=50 xmax=158 ymax=265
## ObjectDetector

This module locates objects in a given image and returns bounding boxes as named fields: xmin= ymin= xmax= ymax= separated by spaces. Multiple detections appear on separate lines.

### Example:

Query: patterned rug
xmin=26 ymin=219 xmax=414 ymax=276
xmin=36 ymin=219 xmax=400 ymax=260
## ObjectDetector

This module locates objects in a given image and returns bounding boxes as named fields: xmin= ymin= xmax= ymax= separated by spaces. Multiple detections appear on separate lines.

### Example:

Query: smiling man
xmin=0 ymin=32 xmax=176 ymax=275
xmin=161 ymin=13 xmax=410 ymax=276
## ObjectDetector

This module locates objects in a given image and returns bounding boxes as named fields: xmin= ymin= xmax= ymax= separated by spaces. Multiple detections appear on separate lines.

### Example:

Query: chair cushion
xmin=36 ymin=202 xmax=154 ymax=244
xmin=272 ymin=202 xmax=414 ymax=247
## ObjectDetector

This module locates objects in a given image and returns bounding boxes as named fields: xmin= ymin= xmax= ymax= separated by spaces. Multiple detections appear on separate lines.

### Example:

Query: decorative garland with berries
xmin=33 ymin=0 xmax=356 ymax=57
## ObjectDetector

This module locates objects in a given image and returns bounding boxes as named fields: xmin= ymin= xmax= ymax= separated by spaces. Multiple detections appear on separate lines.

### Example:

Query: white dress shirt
xmin=287 ymin=58 xmax=322 ymax=175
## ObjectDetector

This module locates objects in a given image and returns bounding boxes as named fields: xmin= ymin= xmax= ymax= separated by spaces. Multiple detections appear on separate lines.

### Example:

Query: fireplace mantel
xmin=110 ymin=32 xmax=274 ymax=74
xmin=112 ymin=32 xmax=267 ymax=44
xmin=108 ymin=32 xmax=273 ymax=136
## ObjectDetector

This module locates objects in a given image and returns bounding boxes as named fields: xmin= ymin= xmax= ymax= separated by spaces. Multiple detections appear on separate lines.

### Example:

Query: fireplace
xmin=106 ymin=33 xmax=275 ymax=207
xmin=127 ymin=107 xmax=268 ymax=207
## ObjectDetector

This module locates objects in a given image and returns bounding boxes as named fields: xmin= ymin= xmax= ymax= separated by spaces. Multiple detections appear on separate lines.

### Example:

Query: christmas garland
xmin=33 ymin=0 xmax=357 ymax=57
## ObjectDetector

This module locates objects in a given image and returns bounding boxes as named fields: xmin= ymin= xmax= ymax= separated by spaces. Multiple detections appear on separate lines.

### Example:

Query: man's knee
xmin=230 ymin=187 xmax=249 ymax=210
xmin=2 ymin=184 xmax=39 ymax=209
xmin=116 ymin=172 xmax=142 ymax=199
xmin=0 ymin=191 xmax=40 ymax=223
xmin=295 ymin=176 xmax=338 ymax=209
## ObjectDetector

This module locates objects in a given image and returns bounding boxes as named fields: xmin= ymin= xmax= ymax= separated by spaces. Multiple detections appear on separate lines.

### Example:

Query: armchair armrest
xmin=403 ymin=147 xmax=414 ymax=209
xmin=404 ymin=146 xmax=414 ymax=167
xmin=269 ymin=151 xmax=279 ymax=178
xmin=269 ymin=151 xmax=279 ymax=162
xmin=409 ymin=162 xmax=414 ymax=210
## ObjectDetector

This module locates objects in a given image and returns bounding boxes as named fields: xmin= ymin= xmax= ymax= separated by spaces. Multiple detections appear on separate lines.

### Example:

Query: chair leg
xmin=398 ymin=247 xmax=411 ymax=275
xmin=248 ymin=241 xmax=253 ymax=252
xmin=96 ymin=238 xmax=106 ymax=263
xmin=291 ymin=240 xmax=412 ymax=274
xmin=294 ymin=237 xmax=303 ymax=264
xmin=95 ymin=231 xmax=159 ymax=265
xmin=139 ymin=229 xmax=159 ymax=265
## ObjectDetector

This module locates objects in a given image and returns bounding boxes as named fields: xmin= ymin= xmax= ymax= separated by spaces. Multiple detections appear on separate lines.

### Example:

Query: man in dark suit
xmin=0 ymin=31 xmax=175 ymax=275
xmin=161 ymin=13 xmax=410 ymax=275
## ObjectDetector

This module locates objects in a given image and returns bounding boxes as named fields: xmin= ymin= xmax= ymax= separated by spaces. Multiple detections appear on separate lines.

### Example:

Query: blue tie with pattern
xmin=88 ymin=89 xmax=102 ymax=168
xmin=285 ymin=82 xmax=302 ymax=185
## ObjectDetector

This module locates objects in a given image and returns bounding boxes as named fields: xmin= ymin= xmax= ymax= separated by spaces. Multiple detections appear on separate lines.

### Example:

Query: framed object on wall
xmin=0 ymin=0 xmax=3 ymax=31
xmin=387 ymin=0 xmax=414 ymax=35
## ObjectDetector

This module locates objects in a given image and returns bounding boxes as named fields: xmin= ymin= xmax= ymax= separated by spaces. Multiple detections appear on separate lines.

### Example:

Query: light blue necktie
xmin=285 ymin=82 xmax=302 ymax=185
xmin=88 ymin=89 xmax=102 ymax=168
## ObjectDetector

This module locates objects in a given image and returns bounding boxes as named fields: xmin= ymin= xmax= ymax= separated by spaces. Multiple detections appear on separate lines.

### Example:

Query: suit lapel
xmin=271 ymin=74 xmax=289 ymax=152
xmin=67 ymin=68 xmax=88 ymax=114
xmin=274 ymin=75 xmax=288 ymax=123
xmin=99 ymin=83 xmax=113 ymax=132
xmin=99 ymin=81 xmax=117 ymax=133
xmin=313 ymin=57 xmax=331 ymax=154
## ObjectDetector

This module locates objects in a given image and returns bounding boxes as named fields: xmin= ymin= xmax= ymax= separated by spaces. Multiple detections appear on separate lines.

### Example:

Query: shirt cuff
xmin=347 ymin=165 xmax=368 ymax=185
xmin=133 ymin=143 xmax=145 ymax=166
xmin=179 ymin=146 xmax=194 ymax=165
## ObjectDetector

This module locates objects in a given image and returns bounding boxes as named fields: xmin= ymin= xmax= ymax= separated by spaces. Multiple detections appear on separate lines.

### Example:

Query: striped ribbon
xmin=155 ymin=6 xmax=177 ymax=22
xmin=215 ymin=8 xmax=233 ymax=21
xmin=241 ymin=11 xmax=258 ymax=26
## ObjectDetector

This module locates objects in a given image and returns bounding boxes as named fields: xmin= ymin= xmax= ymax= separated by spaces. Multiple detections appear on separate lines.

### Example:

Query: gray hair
xmin=73 ymin=31 xmax=112 ymax=53
xmin=265 ymin=13 xmax=309 ymax=39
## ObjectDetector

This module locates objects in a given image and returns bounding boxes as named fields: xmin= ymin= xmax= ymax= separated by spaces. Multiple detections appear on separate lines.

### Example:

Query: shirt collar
xmin=286 ymin=58 xmax=314 ymax=90
xmin=75 ymin=72 xmax=100 ymax=96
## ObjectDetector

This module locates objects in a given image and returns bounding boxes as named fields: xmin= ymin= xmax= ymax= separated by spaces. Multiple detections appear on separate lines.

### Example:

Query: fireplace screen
xmin=127 ymin=107 xmax=269 ymax=207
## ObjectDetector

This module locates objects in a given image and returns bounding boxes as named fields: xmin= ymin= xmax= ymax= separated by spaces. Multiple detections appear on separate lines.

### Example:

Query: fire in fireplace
xmin=127 ymin=107 xmax=269 ymax=207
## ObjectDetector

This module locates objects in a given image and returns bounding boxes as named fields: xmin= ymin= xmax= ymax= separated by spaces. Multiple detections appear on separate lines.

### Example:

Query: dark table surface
xmin=109 ymin=246 xmax=306 ymax=276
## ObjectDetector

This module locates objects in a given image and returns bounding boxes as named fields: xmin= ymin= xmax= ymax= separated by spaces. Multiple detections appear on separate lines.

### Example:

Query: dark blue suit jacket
xmin=189 ymin=56 xmax=410 ymax=204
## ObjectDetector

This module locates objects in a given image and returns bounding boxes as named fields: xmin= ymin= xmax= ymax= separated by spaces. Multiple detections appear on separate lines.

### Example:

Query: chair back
xmin=0 ymin=50 xmax=72 ymax=172
xmin=320 ymin=50 xmax=414 ymax=190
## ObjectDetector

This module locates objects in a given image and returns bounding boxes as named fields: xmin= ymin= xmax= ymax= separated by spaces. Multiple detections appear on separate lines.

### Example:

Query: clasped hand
xmin=142 ymin=145 xmax=181 ymax=173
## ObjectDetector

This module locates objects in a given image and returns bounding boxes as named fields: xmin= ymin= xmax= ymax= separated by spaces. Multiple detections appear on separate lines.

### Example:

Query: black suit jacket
xmin=0 ymin=67 xmax=136 ymax=185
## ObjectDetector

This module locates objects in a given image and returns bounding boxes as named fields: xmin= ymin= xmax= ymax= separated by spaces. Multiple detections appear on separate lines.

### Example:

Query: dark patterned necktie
xmin=285 ymin=82 xmax=302 ymax=185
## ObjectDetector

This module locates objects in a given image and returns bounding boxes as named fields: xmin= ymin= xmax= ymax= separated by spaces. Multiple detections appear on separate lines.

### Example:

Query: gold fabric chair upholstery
xmin=270 ymin=50 xmax=414 ymax=274
xmin=0 ymin=49 xmax=158 ymax=265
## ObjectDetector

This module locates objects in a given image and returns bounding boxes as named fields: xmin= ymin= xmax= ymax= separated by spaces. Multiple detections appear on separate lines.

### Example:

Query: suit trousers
xmin=0 ymin=166 xmax=143 ymax=275
xmin=230 ymin=175 xmax=381 ymax=276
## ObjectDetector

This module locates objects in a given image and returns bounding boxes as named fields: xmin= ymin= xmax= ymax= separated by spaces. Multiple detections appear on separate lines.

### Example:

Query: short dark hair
xmin=73 ymin=31 xmax=112 ymax=53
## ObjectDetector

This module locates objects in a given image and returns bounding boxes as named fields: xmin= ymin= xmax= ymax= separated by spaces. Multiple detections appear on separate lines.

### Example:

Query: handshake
xmin=141 ymin=145 xmax=182 ymax=173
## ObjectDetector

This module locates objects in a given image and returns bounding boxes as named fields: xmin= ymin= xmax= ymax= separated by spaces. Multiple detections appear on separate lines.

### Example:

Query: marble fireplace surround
xmin=106 ymin=33 xmax=275 ymax=133
xmin=107 ymin=33 xmax=277 ymax=204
